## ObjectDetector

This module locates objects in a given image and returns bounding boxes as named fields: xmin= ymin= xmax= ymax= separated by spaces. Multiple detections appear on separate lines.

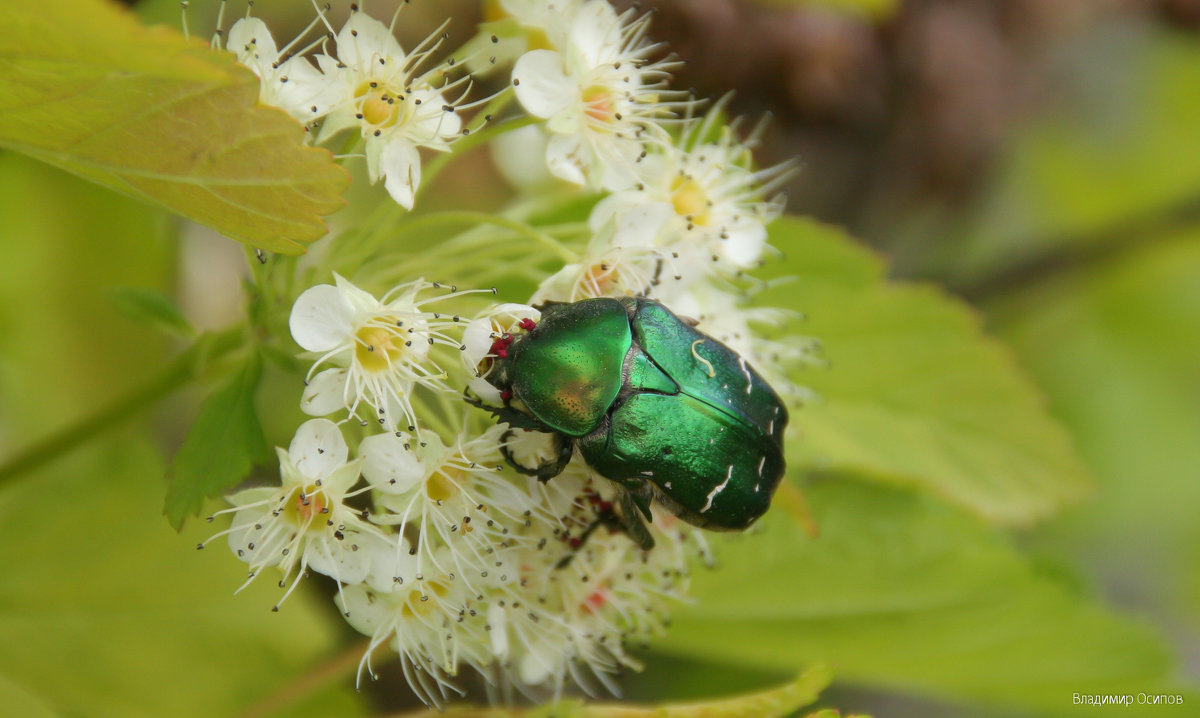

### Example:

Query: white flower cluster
xmin=222 ymin=6 xmax=470 ymax=208
xmin=206 ymin=0 xmax=806 ymax=707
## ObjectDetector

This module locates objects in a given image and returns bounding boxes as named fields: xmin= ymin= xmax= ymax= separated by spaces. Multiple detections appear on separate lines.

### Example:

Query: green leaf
xmin=0 ymin=0 xmax=348 ymax=253
xmin=0 ymin=437 xmax=366 ymax=718
xmin=108 ymin=286 xmax=194 ymax=338
xmin=760 ymin=216 xmax=1092 ymax=525
xmin=165 ymin=351 xmax=269 ymax=529
xmin=988 ymin=229 xmax=1200 ymax=648
xmin=394 ymin=665 xmax=832 ymax=717
xmin=656 ymin=479 xmax=1176 ymax=716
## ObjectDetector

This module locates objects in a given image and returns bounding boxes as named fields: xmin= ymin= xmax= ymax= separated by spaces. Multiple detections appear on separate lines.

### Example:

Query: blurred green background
xmin=1 ymin=0 xmax=1198 ymax=716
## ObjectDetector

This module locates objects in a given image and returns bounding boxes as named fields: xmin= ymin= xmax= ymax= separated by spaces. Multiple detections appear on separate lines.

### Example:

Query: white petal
xmin=227 ymin=18 xmax=279 ymax=69
xmin=461 ymin=318 xmax=496 ymax=370
xmin=566 ymin=0 xmax=622 ymax=68
xmin=512 ymin=50 xmax=575 ymax=119
xmin=409 ymin=90 xmax=462 ymax=142
xmin=614 ymin=202 xmax=672 ymax=248
xmin=719 ymin=221 xmax=768 ymax=268
xmin=336 ymin=13 xmax=405 ymax=70
xmin=301 ymin=368 xmax=349 ymax=417
xmin=544 ymin=133 xmax=589 ymax=186
xmin=360 ymin=433 xmax=426 ymax=494
xmin=588 ymin=190 xmax=638 ymax=233
xmin=490 ymin=124 xmax=555 ymax=189
xmin=270 ymin=57 xmax=339 ymax=121
xmin=361 ymin=532 xmax=418 ymax=594
xmin=530 ymin=263 xmax=582 ymax=304
xmin=307 ymin=533 xmax=372 ymax=585
xmin=226 ymin=504 xmax=288 ymax=569
xmin=380 ymin=141 xmax=421 ymax=210
xmin=289 ymin=418 xmax=349 ymax=479
xmin=321 ymin=456 xmax=365 ymax=496
xmin=290 ymin=284 xmax=354 ymax=352
xmin=332 ymin=273 xmax=382 ymax=314
xmin=468 ymin=376 xmax=503 ymax=406
xmin=519 ymin=640 xmax=563 ymax=685
xmin=336 ymin=584 xmax=392 ymax=637
xmin=488 ymin=602 xmax=509 ymax=658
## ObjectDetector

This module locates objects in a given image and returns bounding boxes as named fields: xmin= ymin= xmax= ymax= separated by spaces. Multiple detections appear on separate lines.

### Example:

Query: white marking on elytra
xmin=768 ymin=419 xmax=776 ymax=435
xmin=738 ymin=357 xmax=753 ymax=395
xmin=664 ymin=481 xmax=672 ymax=490
xmin=757 ymin=456 xmax=766 ymax=477
xmin=690 ymin=339 xmax=716 ymax=378
xmin=701 ymin=465 xmax=735 ymax=513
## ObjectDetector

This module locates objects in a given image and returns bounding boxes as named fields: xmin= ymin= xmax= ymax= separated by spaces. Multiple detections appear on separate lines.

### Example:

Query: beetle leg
xmin=463 ymin=386 xmax=548 ymax=431
xmin=555 ymin=489 xmax=653 ymax=569
xmin=554 ymin=512 xmax=620 ymax=569
xmin=500 ymin=429 xmax=573 ymax=481
xmin=615 ymin=487 xmax=656 ymax=551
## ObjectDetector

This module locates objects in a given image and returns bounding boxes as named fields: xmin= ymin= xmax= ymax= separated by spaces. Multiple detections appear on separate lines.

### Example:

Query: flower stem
xmin=0 ymin=325 xmax=245 ymax=490
xmin=389 ymin=210 xmax=578 ymax=263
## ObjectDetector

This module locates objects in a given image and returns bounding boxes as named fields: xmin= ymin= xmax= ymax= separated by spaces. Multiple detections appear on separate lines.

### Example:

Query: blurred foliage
xmin=0 ymin=0 xmax=347 ymax=253
xmin=0 ymin=155 xmax=367 ymax=717
xmin=758 ymin=218 xmax=1092 ymax=526
xmin=660 ymin=480 xmax=1174 ymax=716
xmin=897 ymin=24 xmax=1200 ymax=288
xmin=385 ymin=665 xmax=837 ymax=717
xmin=990 ymin=227 xmax=1200 ymax=673
xmin=0 ymin=0 xmax=1198 ymax=717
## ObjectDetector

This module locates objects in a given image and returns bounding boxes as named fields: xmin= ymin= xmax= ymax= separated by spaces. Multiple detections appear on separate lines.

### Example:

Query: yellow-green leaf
xmin=657 ymin=479 xmax=1176 ymax=716
xmin=164 ymin=352 xmax=270 ymax=529
xmin=390 ymin=665 xmax=832 ymax=718
xmin=762 ymin=216 xmax=1092 ymax=525
xmin=0 ymin=0 xmax=348 ymax=253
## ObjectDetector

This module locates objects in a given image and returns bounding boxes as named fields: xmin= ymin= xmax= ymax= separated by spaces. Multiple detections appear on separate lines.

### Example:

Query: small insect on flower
xmin=467 ymin=297 xmax=788 ymax=549
xmin=201 ymin=419 xmax=375 ymax=610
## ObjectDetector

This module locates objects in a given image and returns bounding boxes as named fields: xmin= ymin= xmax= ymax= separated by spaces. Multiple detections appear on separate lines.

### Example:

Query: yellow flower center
xmin=670 ymin=176 xmax=711 ymax=225
xmin=400 ymin=580 xmax=449 ymax=618
xmin=355 ymin=82 xmax=407 ymax=129
xmin=354 ymin=322 xmax=406 ymax=373
xmin=425 ymin=466 xmax=465 ymax=502
xmin=285 ymin=483 xmax=328 ymax=525
xmin=582 ymin=85 xmax=618 ymax=124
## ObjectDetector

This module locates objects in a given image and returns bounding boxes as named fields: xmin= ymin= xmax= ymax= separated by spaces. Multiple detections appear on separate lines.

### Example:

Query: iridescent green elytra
xmin=473 ymin=297 xmax=788 ymax=548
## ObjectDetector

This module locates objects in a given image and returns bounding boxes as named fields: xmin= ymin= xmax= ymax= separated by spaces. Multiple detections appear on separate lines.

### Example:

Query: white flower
xmin=202 ymin=419 xmax=371 ymax=609
xmin=336 ymin=559 xmax=491 ymax=707
xmin=531 ymin=203 xmax=674 ymax=303
xmin=289 ymin=274 xmax=462 ymax=433
xmin=225 ymin=17 xmax=337 ymax=126
xmin=316 ymin=11 xmax=467 ymax=208
xmin=363 ymin=427 xmax=550 ymax=591
xmin=591 ymin=130 xmax=789 ymax=271
xmin=511 ymin=0 xmax=686 ymax=189
xmin=460 ymin=303 xmax=541 ymax=404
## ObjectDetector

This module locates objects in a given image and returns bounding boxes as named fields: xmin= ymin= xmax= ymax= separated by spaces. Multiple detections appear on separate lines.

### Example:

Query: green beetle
xmin=469 ymin=297 xmax=787 ymax=551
